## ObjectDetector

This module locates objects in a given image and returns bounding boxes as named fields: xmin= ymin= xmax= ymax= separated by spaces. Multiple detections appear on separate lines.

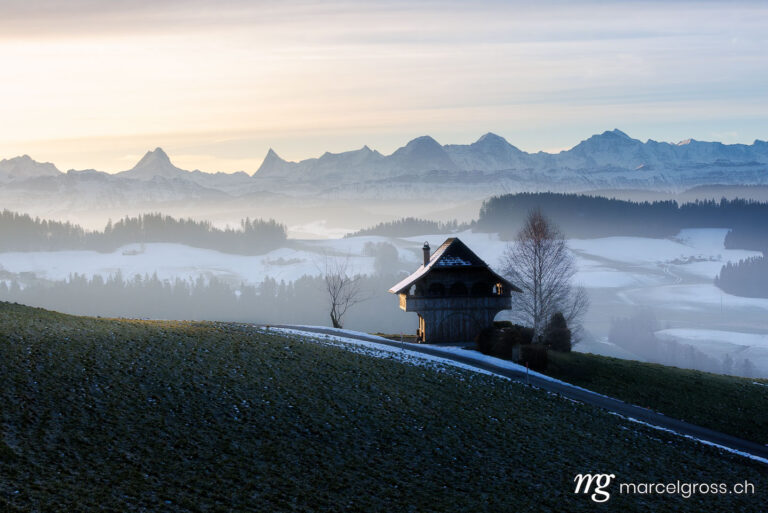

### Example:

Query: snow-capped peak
xmin=135 ymin=147 xmax=172 ymax=167
xmin=476 ymin=132 xmax=506 ymax=144
xmin=264 ymin=148 xmax=284 ymax=161
xmin=0 ymin=154 xmax=61 ymax=183
xmin=120 ymin=147 xmax=188 ymax=180
xmin=608 ymin=128 xmax=631 ymax=139
xmin=390 ymin=135 xmax=457 ymax=171
xmin=403 ymin=135 xmax=442 ymax=149
xmin=254 ymin=148 xmax=294 ymax=177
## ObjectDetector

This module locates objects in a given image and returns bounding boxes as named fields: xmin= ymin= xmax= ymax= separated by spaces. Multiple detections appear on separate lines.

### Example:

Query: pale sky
xmin=1 ymin=0 xmax=767 ymax=173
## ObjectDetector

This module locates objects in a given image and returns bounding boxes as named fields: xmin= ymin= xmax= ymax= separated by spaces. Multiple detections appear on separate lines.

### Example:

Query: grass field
xmin=545 ymin=351 xmax=768 ymax=445
xmin=0 ymin=301 xmax=765 ymax=511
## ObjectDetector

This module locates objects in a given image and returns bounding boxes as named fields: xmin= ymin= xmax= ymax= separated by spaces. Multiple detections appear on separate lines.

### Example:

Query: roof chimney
xmin=422 ymin=242 xmax=430 ymax=266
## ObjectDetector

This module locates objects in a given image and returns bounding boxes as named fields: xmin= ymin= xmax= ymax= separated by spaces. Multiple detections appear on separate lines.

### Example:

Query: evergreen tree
xmin=543 ymin=312 xmax=572 ymax=352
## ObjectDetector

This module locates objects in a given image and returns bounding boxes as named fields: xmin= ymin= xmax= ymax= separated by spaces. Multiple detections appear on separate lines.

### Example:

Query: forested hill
xmin=716 ymin=255 xmax=768 ymax=299
xmin=344 ymin=217 xmax=465 ymax=238
xmin=475 ymin=193 xmax=768 ymax=243
xmin=0 ymin=211 xmax=286 ymax=255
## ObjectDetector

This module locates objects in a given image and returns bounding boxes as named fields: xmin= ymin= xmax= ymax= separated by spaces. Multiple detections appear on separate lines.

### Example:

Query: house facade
xmin=389 ymin=238 xmax=520 ymax=343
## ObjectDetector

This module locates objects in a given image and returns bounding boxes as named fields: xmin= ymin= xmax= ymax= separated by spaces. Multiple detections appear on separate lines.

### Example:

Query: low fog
xmin=1 ymin=193 xmax=767 ymax=378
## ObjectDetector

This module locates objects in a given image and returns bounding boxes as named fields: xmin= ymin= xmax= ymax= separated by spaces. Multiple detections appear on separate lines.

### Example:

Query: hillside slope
xmin=545 ymin=351 xmax=768 ymax=444
xmin=0 ymin=302 xmax=764 ymax=511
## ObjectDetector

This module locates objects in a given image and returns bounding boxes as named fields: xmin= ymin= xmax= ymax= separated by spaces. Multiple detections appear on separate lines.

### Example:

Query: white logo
xmin=573 ymin=473 xmax=616 ymax=503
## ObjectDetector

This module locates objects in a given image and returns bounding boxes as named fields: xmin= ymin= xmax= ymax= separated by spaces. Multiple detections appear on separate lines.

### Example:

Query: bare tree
xmin=321 ymin=254 xmax=366 ymax=329
xmin=500 ymin=209 xmax=588 ymax=340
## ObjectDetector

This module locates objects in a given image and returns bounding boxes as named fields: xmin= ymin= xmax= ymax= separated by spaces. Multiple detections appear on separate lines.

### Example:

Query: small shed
xmin=389 ymin=238 xmax=520 ymax=343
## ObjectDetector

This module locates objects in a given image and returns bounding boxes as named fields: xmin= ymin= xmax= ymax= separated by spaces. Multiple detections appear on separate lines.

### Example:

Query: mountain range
xmin=255 ymin=129 xmax=768 ymax=189
xmin=1 ymin=130 xmax=767 ymax=213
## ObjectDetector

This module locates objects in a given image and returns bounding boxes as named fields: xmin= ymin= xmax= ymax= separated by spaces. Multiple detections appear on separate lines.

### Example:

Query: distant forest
xmin=0 ymin=211 xmax=287 ymax=255
xmin=345 ymin=217 xmax=465 ymax=238
xmin=3 ymin=273 xmax=761 ymax=376
xmin=724 ymin=225 xmax=768 ymax=252
xmin=608 ymin=310 xmax=760 ymax=378
xmin=475 ymin=193 xmax=768 ymax=245
xmin=474 ymin=193 xmax=768 ymax=301
xmin=715 ymin=255 xmax=768 ymax=299
xmin=0 ymin=272 xmax=412 ymax=334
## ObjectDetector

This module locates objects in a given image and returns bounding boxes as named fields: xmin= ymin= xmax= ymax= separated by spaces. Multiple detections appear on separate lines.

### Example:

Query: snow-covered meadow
xmin=0 ymin=228 xmax=756 ymax=289
xmin=0 ymin=228 xmax=765 ymax=374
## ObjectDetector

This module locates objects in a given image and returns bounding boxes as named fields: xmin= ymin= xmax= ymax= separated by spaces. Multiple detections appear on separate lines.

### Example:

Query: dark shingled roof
xmin=389 ymin=237 xmax=521 ymax=294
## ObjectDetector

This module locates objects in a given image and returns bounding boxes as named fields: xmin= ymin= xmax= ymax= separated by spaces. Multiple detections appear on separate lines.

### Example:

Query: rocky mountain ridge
xmin=2 ymin=130 xmax=766 ymax=211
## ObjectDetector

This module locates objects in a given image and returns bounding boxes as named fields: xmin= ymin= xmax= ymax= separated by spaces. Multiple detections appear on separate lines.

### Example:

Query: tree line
xmin=0 ymin=211 xmax=287 ymax=255
xmin=345 ymin=217 xmax=465 ymax=238
xmin=715 ymin=255 xmax=768 ymax=299
xmin=724 ymin=224 xmax=768 ymax=252
xmin=608 ymin=310 xmax=760 ymax=378
xmin=475 ymin=193 xmax=768 ymax=242
xmin=0 ymin=271 xmax=414 ymax=334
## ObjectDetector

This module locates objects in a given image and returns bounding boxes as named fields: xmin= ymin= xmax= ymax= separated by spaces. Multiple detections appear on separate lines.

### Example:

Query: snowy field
xmin=0 ymin=228 xmax=757 ymax=291
xmin=0 ymin=243 xmax=376 ymax=286
xmin=0 ymin=228 xmax=766 ymax=375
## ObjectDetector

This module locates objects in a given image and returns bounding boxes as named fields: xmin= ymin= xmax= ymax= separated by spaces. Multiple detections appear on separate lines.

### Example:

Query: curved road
xmin=270 ymin=324 xmax=768 ymax=463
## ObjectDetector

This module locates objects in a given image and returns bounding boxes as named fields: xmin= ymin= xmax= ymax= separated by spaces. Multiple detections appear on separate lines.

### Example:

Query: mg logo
xmin=573 ymin=473 xmax=616 ymax=503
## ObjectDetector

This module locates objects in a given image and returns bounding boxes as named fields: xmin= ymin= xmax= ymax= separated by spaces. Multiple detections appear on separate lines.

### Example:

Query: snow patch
xmin=270 ymin=327 xmax=506 ymax=379
xmin=608 ymin=413 xmax=768 ymax=466
xmin=273 ymin=325 xmax=768 ymax=465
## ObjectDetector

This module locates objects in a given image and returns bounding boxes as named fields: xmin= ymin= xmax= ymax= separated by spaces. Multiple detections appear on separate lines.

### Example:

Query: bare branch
xmin=319 ymin=252 xmax=368 ymax=329
xmin=500 ymin=209 xmax=589 ymax=341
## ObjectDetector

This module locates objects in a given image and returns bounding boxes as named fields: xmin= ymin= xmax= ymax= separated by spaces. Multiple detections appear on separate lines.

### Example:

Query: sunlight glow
xmin=1 ymin=1 xmax=766 ymax=172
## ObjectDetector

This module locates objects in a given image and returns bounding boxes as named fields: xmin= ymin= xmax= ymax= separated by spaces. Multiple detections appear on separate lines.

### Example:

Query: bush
xmin=519 ymin=344 xmax=548 ymax=371
xmin=507 ymin=324 xmax=535 ymax=346
xmin=491 ymin=330 xmax=518 ymax=361
xmin=543 ymin=312 xmax=571 ymax=352
xmin=475 ymin=327 xmax=495 ymax=354
xmin=475 ymin=324 xmax=534 ymax=360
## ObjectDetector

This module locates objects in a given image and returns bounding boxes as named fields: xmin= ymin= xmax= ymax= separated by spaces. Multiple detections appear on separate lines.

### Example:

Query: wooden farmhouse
xmin=389 ymin=238 xmax=520 ymax=343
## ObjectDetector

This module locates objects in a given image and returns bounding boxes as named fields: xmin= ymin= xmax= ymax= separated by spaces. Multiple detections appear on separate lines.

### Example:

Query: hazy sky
xmin=1 ymin=0 xmax=767 ymax=173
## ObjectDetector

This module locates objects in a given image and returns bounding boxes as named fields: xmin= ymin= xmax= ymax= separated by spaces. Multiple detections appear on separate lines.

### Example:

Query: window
xmin=428 ymin=282 xmax=446 ymax=296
